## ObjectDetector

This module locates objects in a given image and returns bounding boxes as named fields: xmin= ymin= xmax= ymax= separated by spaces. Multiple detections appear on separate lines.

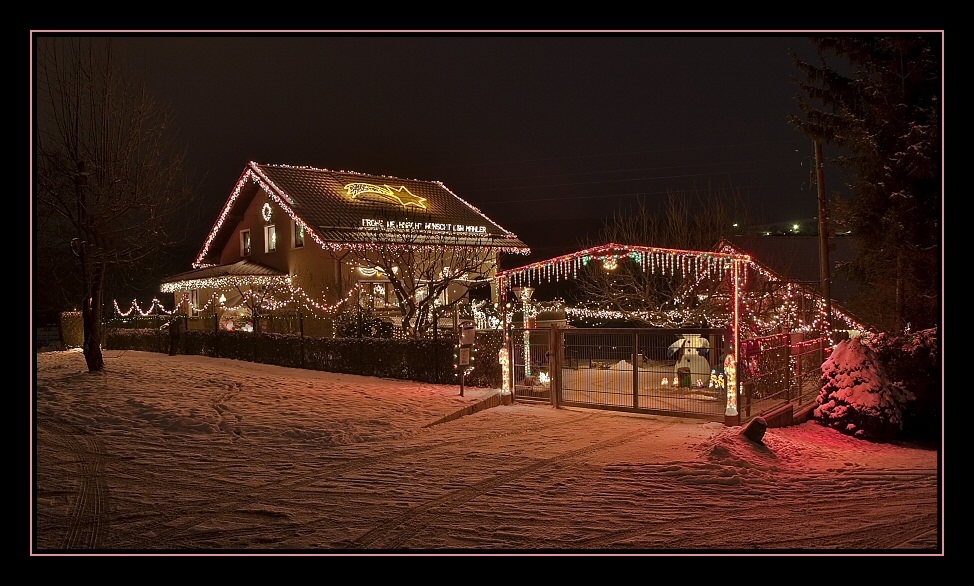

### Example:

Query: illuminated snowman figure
xmin=670 ymin=334 xmax=711 ymax=388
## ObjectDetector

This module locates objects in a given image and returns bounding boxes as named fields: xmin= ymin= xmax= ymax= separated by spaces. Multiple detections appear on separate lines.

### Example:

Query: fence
xmin=739 ymin=332 xmax=831 ymax=419
xmin=509 ymin=326 xmax=832 ymax=423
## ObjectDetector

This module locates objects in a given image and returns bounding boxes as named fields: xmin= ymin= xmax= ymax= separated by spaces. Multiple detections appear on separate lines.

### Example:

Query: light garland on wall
xmin=115 ymin=281 xmax=366 ymax=319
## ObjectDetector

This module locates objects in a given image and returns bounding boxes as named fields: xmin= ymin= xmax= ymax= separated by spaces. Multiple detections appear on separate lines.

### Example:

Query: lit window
xmin=188 ymin=290 xmax=199 ymax=316
xmin=265 ymin=225 xmax=277 ymax=253
xmin=240 ymin=230 xmax=251 ymax=257
xmin=293 ymin=220 xmax=304 ymax=248
xmin=360 ymin=281 xmax=398 ymax=310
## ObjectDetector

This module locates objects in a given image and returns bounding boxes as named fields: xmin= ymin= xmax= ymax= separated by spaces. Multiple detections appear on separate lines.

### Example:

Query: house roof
xmin=161 ymin=259 xmax=288 ymax=291
xmin=195 ymin=162 xmax=529 ymax=267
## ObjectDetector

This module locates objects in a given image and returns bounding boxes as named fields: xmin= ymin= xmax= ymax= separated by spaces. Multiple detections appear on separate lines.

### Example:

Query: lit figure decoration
xmin=602 ymin=256 xmax=618 ymax=271
xmin=669 ymin=334 xmax=710 ymax=387
xmin=724 ymin=352 xmax=738 ymax=417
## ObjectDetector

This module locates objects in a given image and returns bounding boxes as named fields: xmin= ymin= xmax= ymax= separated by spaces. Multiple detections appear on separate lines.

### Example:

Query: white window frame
xmin=240 ymin=229 xmax=251 ymax=257
xmin=264 ymin=224 xmax=277 ymax=253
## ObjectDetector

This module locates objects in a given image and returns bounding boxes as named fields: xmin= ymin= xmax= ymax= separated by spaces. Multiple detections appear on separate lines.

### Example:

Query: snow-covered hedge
xmin=815 ymin=335 xmax=916 ymax=441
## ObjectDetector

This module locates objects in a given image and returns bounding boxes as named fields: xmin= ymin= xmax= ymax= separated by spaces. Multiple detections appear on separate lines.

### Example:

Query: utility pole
xmin=814 ymin=140 xmax=833 ymax=333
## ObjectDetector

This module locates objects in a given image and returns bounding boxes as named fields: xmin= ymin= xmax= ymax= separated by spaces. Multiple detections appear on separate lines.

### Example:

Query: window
xmin=187 ymin=289 xmax=199 ymax=316
xmin=265 ymin=225 xmax=277 ymax=253
xmin=360 ymin=282 xmax=399 ymax=310
xmin=293 ymin=220 xmax=305 ymax=248
xmin=240 ymin=230 xmax=251 ymax=257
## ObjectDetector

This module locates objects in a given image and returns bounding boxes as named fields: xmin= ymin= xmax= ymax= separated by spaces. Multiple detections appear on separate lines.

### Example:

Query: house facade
xmin=161 ymin=162 xmax=529 ymax=334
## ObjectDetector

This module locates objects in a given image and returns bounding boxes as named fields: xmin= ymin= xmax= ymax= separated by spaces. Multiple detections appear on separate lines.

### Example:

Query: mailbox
xmin=459 ymin=321 xmax=476 ymax=346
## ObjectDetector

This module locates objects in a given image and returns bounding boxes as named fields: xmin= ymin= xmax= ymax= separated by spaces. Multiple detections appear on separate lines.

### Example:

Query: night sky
xmin=55 ymin=33 xmax=831 ymax=264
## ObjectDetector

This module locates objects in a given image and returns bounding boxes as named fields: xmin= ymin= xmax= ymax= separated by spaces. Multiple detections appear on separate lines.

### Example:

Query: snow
xmin=32 ymin=349 xmax=942 ymax=554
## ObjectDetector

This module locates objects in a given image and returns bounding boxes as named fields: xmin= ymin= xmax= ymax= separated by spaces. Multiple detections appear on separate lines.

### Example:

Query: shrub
xmin=814 ymin=336 xmax=915 ymax=442
xmin=866 ymin=328 xmax=940 ymax=442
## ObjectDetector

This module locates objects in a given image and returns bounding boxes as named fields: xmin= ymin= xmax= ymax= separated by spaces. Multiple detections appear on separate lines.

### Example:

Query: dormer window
xmin=240 ymin=229 xmax=251 ymax=257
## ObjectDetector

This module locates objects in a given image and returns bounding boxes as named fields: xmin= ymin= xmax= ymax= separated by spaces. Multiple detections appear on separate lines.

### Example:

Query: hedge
xmin=103 ymin=327 xmax=503 ymax=387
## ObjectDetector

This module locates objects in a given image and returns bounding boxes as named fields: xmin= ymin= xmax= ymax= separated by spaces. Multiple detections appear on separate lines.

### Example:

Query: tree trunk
xmin=81 ymin=263 xmax=106 ymax=373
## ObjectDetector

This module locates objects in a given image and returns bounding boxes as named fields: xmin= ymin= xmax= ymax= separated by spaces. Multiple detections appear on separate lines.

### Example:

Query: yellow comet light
xmin=343 ymin=183 xmax=428 ymax=209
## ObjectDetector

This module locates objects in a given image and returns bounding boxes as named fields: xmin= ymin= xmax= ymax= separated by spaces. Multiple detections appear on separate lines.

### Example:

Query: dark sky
xmin=102 ymin=34 xmax=827 ymax=261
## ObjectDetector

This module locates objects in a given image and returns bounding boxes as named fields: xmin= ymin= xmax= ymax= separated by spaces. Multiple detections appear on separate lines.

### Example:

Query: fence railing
xmin=509 ymin=326 xmax=832 ymax=422
xmin=739 ymin=332 xmax=831 ymax=418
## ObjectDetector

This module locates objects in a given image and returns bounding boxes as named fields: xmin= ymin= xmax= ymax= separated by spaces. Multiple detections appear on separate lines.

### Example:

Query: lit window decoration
xmin=357 ymin=266 xmax=380 ymax=277
xmin=262 ymin=202 xmax=273 ymax=222
xmin=661 ymin=377 xmax=669 ymax=387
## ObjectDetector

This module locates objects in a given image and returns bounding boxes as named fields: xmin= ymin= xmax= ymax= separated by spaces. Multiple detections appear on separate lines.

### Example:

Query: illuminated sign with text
xmin=361 ymin=218 xmax=488 ymax=234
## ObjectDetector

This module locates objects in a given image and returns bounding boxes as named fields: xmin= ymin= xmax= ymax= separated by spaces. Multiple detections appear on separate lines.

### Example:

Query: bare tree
xmin=574 ymin=187 xmax=752 ymax=327
xmin=35 ymin=37 xmax=199 ymax=372
xmin=331 ymin=219 xmax=503 ymax=337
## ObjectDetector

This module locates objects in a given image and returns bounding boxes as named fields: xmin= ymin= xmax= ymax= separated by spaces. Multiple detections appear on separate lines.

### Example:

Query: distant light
xmin=792 ymin=224 xmax=800 ymax=232
xmin=732 ymin=223 xmax=738 ymax=227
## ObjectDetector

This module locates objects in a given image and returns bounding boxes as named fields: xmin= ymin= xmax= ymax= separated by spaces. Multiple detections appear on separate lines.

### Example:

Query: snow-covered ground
xmin=32 ymin=349 xmax=942 ymax=554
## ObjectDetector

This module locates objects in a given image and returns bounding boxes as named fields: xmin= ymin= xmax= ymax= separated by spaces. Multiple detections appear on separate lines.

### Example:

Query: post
xmin=458 ymin=321 xmax=476 ymax=397
xmin=815 ymin=140 xmax=833 ymax=335
xmin=632 ymin=331 xmax=639 ymax=410
xmin=549 ymin=325 xmax=559 ymax=408
xmin=298 ymin=308 xmax=305 ymax=369
xmin=725 ymin=259 xmax=742 ymax=426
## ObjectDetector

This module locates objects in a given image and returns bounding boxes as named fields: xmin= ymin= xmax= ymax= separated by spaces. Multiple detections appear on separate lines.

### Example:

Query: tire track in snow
xmin=37 ymin=418 xmax=111 ymax=550
xmin=344 ymin=421 xmax=676 ymax=550
xmin=111 ymin=409 xmax=603 ymax=549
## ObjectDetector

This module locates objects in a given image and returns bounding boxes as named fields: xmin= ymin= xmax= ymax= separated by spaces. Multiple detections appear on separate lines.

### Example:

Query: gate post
xmin=632 ymin=331 xmax=639 ymax=410
xmin=550 ymin=324 xmax=561 ymax=409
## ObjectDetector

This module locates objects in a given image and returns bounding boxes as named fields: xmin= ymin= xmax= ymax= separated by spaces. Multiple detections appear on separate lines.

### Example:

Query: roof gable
xmin=195 ymin=162 xmax=529 ymax=267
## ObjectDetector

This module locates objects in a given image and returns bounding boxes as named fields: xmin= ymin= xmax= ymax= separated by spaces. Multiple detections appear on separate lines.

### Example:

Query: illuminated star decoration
xmin=343 ymin=183 xmax=428 ymax=209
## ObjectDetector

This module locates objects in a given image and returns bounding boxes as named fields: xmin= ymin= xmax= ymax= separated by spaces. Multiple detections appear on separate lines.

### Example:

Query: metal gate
xmin=510 ymin=327 xmax=730 ymax=420
xmin=509 ymin=327 xmax=553 ymax=403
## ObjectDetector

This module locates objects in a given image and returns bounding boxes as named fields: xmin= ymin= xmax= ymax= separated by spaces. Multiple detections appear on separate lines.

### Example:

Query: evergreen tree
xmin=789 ymin=36 xmax=941 ymax=333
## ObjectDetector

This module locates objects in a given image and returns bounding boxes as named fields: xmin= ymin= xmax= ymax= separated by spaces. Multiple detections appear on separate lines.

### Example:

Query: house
xmin=160 ymin=162 xmax=529 ymax=335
